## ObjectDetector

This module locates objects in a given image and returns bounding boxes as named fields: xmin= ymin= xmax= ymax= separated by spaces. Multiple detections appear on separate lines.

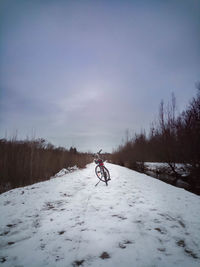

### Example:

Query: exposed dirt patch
xmin=73 ymin=259 xmax=85 ymax=266
xmin=6 ymin=224 xmax=16 ymax=228
xmin=154 ymin=227 xmax=167 ymax=234
xmin=0 ymin=231 xmax=10 ymax=236
xmin=100 ymin=252 xmax=110 ymax=259
xmin=184 ymin=248 xmax=198 ymax=259
xmin=8 ymin=242 xmax=15 ymax=245
xmin=0 ymin=257 xmax=7 ymax=263
xmin=177 ymin=240 xmax=185 ymax=247
xmin=58 ymin=231 xmax=65 ymax=235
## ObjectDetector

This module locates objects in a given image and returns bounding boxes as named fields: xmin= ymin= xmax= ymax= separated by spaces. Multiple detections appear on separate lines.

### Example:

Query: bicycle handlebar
xmin=97 ymin=149 xmax=102 ymax=154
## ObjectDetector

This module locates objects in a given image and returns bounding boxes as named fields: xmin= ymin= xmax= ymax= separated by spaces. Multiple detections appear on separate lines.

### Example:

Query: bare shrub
xmin=0 ymin=138 xmax=92 ymax=193
xmin=111 ymin=87 xmax=200 ymax=193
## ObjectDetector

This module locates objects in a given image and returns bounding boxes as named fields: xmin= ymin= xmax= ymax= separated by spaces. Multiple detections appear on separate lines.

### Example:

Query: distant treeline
xmin=0 ymin=138 xmax=92 ymax=193
xmin=112 ymin=86 xmax=200 ymax=191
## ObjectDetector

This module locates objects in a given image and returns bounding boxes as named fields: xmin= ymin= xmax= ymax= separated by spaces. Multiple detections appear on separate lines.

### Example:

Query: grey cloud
xmin=0 ymin=0 xmax=200 ymax=151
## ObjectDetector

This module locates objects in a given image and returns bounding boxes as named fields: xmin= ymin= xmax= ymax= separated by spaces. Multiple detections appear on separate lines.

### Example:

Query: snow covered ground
xmin=0 ymin=163 xmax=200 ymax=267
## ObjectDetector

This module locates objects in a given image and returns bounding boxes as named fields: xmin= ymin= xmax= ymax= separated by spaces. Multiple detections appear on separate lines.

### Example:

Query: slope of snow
xmin=0 ymin=163 xmax=200 ymax=267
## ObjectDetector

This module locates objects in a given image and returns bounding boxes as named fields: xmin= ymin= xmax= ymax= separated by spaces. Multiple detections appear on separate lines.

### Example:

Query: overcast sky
xmin=0 ymin=0 xmax=200 ymax=152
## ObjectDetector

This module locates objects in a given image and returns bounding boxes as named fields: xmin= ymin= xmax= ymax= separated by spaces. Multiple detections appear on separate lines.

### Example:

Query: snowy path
xmin=0 ymin=163 xmax=200 ymax=267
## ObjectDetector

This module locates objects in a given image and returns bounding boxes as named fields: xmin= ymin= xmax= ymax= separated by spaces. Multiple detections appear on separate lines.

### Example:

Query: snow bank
xmin=54 ymin=166 xmax=79 ymax=178
xmin=145 ymin=162 xmax=190 ymax=176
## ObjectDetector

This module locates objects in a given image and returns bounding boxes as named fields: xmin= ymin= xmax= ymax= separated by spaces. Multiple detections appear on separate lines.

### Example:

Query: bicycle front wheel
xmin=103 ymin=166 xmax=110 ymax=186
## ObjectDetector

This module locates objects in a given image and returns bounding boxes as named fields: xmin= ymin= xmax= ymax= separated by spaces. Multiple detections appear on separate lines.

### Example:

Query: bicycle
xmin=94 ymin=149 xmax=110 ymax=186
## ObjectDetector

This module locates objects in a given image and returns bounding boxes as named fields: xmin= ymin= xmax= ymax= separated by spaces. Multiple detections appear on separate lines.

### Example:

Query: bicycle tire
xmin=95 ymin=165 xmax=105 ymax=182
xmin=95 ymin=165 xmax=110 ymax=184
xmin=103 ymin=166 xmax=110 ymax=186
xmin=104 ymin=170 xmax=108 ymax=186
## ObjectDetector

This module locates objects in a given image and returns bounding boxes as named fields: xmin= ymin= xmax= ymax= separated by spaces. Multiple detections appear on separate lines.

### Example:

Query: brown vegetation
xmin=112 ymin=86 xmax=200 ymax=193
xmin=0 ymin=138 xmax=92 ymax=193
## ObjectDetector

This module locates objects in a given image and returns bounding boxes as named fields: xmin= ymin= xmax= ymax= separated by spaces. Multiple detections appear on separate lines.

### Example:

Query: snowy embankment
xmin=145 ymin=162 xmax=189 ymax=176
xmin=0 ymin=163 xmax=200 ymax=267
xmin=145 ymin=162 xmax=191 ymax=189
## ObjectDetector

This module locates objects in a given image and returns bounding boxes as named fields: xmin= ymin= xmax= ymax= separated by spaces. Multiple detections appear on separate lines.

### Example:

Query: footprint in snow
xmin=4 ymin=201 xmax=11 ymax=206
xmin=134 ymin=219 xmax=143 ymax=224
xmin=177 ymin=219 xmax=185 ymax=228
xmin=112 ymin=214 xmax=127 ymax=220
xmin=153 ymin=218 xmax=161 ymax=224
xmin=158 ymin=213 xmax=176 ymax=222
xmin=61 ymin=193 xmax=72 ymax=197
xmin=119 ymin=243 xmax=126 ymax=249
xmin=32 ymin=218 xmax=40 ymax=229
xmin=154 ymin=227 xmax=167 ymax=235
xmin=40 ymin=243 xmax=46 ymax=250
xmin=43 ymin=200 xmax=66 ymax=211
xmin=157 ymin=247 xmax=166 ymax=252
xmin=119 ymin=240 xmax=133 ymax=249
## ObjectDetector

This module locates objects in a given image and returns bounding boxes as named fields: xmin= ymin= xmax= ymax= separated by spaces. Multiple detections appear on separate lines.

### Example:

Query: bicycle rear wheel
xmin=95 ymin=165 xmax=110 ymax=185
xmin=95 ymin=165 xmax=104 ymax=182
